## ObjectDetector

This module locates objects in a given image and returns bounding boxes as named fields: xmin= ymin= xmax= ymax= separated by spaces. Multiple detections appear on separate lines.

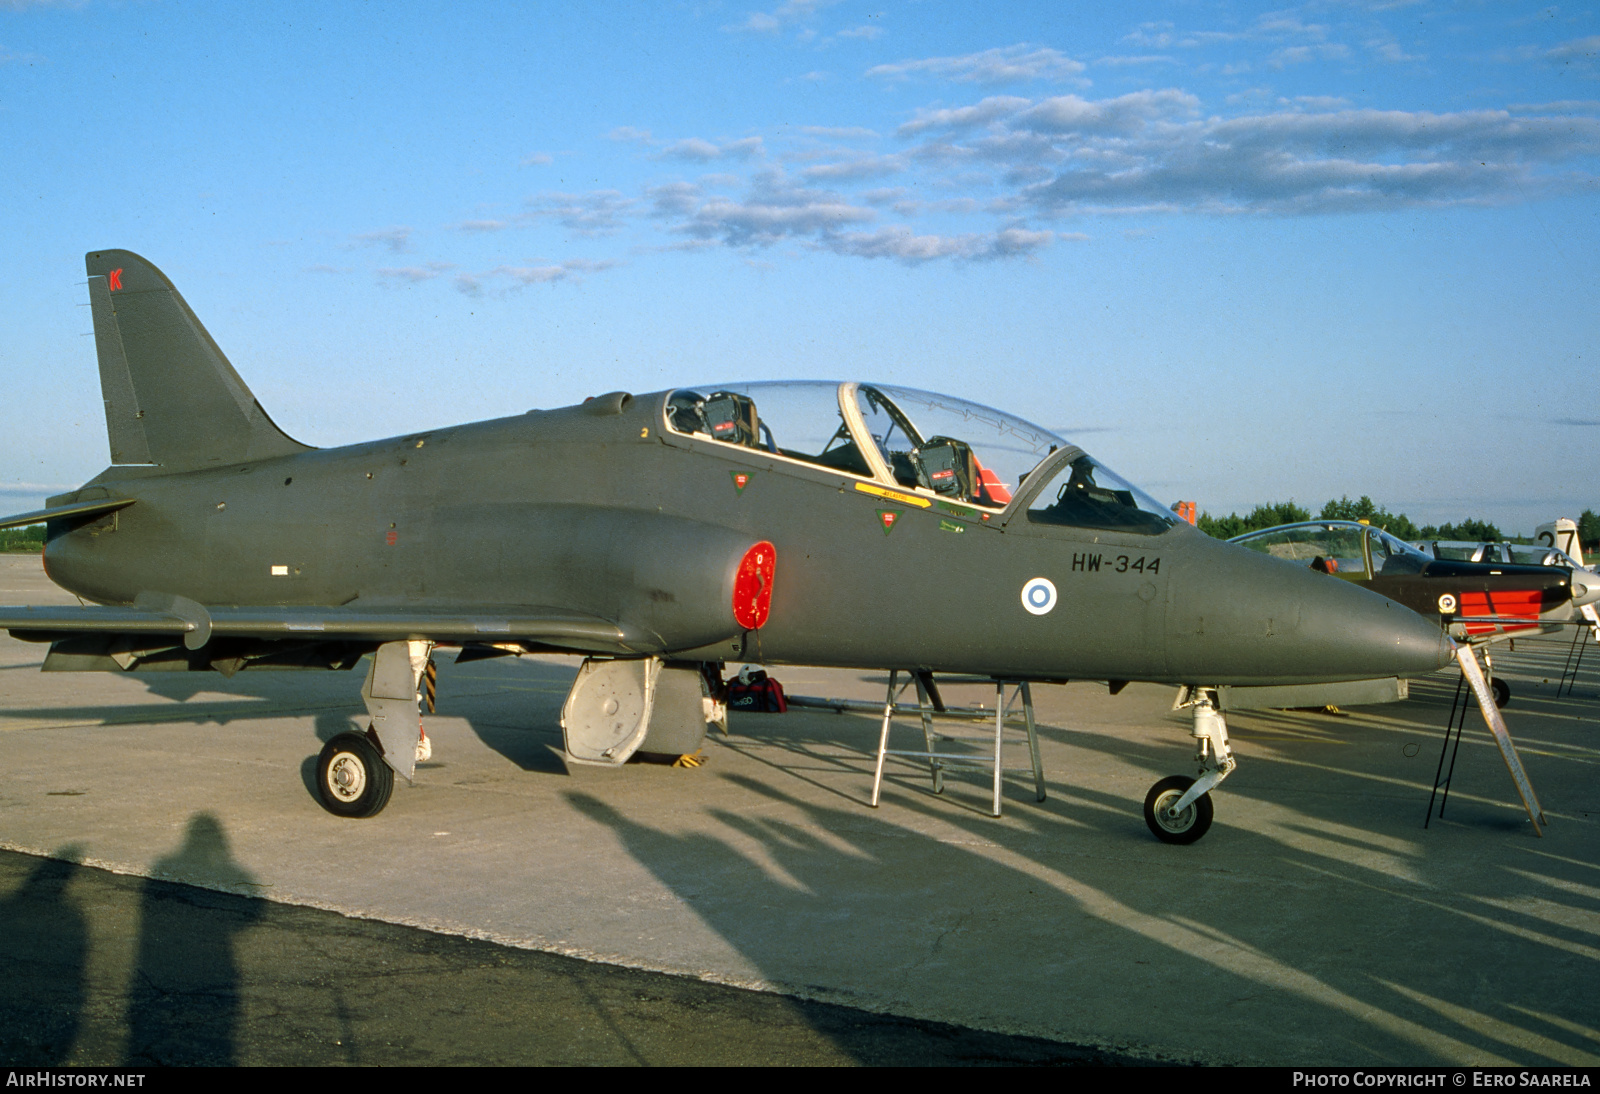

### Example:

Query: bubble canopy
xmin=662 ymin=381 xmax=1176 ymax=535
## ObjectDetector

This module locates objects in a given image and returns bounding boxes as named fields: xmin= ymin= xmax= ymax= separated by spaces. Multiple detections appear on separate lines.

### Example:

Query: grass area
xmin=0 ymin=525 xmax=44 ymax=553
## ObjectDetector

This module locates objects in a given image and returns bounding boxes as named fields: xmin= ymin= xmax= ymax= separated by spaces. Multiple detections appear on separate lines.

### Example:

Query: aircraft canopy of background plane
xmin=1413 ymin=540 xmax=1595 ymax=573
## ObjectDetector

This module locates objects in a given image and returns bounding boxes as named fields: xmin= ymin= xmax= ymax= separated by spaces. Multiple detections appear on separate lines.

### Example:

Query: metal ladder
xmin=1557 ymin=603 xmax=1600 ymax=699
xmin=869 ymin=670 xmax=1046 ymax=817
xmin=1426 ymin=645 xmax=1547 ymax=835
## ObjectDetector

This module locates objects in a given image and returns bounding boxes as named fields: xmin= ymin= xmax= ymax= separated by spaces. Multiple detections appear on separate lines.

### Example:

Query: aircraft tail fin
xmin=85 ymin=249 xmax=312 ymax=469
xmin=1535 ymin=519 xmax=1585 ymax=569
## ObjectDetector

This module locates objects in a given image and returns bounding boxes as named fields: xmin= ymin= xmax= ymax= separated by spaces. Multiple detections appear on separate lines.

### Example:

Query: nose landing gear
xmin=1144 ymin=687 xmax=1234 ymax=844
xmin=1144 ymin=775 xmax=1213 ymax=844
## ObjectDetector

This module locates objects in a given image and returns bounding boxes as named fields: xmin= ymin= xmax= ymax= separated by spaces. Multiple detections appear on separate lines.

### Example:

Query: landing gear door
xmin=562 ymin=657 xmax=660 ymax=766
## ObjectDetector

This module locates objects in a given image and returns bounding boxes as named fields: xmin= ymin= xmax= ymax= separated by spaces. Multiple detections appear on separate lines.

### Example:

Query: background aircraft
xmin=1229 ymin=520 xmax=1594 ymax=706
xmin=0 ymin=251 xmax=1455 ymax=843
xmin=1412 ymin=539 xmax=1594 ymax=573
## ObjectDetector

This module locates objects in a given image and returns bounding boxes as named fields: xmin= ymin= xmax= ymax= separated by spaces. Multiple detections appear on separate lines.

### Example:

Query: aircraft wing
xmin=0 ymin=603 xmax=650 ymax=655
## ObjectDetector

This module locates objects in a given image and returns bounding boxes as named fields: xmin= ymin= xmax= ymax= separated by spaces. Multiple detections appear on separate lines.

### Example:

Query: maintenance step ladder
xmin=1556 ymin=603 xmax=1600 ymax=699
xmin=1426 ymin=644 xmax=1547 ymax=836
xmin=869 ymin=669 xmax=1046 ymax=817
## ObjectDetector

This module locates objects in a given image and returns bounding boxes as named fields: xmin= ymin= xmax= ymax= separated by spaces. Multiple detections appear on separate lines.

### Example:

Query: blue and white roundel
xmin=1021 ymin=577 xmax=1057 ymax=616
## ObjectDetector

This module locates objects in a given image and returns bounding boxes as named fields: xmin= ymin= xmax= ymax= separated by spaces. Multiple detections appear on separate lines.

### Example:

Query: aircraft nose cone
xmin=1167 ymin=536 xmax=1454 ymax=685
xmin=1569 ymin=573 xmax=1600 ymax=610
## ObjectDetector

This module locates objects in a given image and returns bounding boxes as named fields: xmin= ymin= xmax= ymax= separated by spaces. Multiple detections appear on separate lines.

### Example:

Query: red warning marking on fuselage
xmin=385 ymin=530 xmax=398 ymax=546
xmin=733 ymin=541 xmax=777 ymax=630
xmin=1458 ymin=589 xmax=1544 ymax=636
xmin=108 ymin=269 xmax=123 ymax=292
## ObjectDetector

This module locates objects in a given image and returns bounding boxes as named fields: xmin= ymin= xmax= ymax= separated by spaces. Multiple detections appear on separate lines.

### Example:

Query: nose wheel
xmin=1144 ymin=776 xmax=1213 ymax=844
xmin=1146 ymin=686 xmax=1235 ymax=844
xmin=1490 ymin=676 xmax=1510 ymax=709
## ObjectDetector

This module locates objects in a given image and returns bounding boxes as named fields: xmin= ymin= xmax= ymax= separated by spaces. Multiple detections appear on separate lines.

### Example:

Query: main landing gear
xmin=316 ymin=732 xmax=394 ymax=818
xmin=1144 ymin=687 xmax=1235 ymax=845
xmin=313 ymin=639 xmax=434 ymax=819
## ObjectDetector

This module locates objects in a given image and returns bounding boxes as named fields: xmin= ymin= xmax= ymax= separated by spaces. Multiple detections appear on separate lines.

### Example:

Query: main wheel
xmin=1143 ymin=775 xmax=1213 ymax=844
xmin=1490 ymin=677 xmax=1510 ymax=709
xmin=316 ymin=731 xmax=395 ymax=818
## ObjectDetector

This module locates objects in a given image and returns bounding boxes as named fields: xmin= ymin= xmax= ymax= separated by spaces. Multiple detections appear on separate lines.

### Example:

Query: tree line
xmin=1196 ymin=496 xmax=1600 ymax=550
xmin=0 ymin=525 xmax=45 ymax=553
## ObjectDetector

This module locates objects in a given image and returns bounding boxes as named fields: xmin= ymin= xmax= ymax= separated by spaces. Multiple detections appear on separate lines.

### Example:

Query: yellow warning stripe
xmin=854 ymin=482 xmax=932 ymax=508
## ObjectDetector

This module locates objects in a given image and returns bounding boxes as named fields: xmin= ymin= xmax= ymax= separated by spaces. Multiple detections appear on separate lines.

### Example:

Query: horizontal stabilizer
xmin=0 ymin=497 xmax=136 ymax=531
xmin=0 ymin=603 xmax=649 ymax=654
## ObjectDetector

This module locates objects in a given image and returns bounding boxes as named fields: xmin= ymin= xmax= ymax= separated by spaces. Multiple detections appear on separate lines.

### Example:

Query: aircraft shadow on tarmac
xmin=567 ymin=735 xmax=1600 ymax=1065
xmin=564 ymin=660 xmax=1600 ymax=1066
xmin=0 ymin=651 xmax=585 ymax=776
xmin=5 ymin=644 xmax=1598 ymax=1064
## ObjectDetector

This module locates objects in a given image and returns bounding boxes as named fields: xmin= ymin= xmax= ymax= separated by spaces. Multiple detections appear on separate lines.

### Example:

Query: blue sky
xmin=2 ymin=0 xmax=1596 ymax=533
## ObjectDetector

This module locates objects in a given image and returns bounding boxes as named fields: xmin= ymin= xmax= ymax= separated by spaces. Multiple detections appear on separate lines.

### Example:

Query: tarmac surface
xmin=1 ymin=552 xmax=1598 ymax=1066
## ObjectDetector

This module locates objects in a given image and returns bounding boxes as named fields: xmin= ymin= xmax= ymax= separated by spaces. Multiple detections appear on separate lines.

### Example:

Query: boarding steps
xmin=866 ymin=670 xmax=1047 ymax=817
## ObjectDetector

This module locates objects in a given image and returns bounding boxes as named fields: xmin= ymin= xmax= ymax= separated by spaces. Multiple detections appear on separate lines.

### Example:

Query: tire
xmin=316 ymin=731 xmax=395 ymax=818
xmin=1143 ymin=775 xmax=1213 ymax=845
xmin=1490 ymin=677 xmax=1510 ymax=709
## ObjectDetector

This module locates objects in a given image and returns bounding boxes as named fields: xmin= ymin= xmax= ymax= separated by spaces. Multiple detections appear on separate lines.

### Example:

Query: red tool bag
xmin=727 ymin=668 xmax=787 ymax=713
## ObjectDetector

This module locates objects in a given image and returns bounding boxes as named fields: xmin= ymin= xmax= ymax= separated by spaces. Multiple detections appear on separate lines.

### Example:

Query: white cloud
xmin=1003 ymin=106 xmax=1600 ymax=216
xmin=1268 ymin=43 xmax=1350 ymax=68
xmin=799 ymin=153 xmax=906 ymax=181
xmin=899 ymin=96 xmax=1034 ymax=136
xmin=1283 ymin=96 xmax=1353 ymax=111
xmin=348 ymin=226 xmax=414 ymax=253
xmin=455 ymin=259 xmax=622 ymax=296
xmin=1507 ymin=100 xmax=1600 ymax=114
xmin=377 ymin=262 xmax=454 ymax=284
xmin=667 ymin=170 xmax=875 ymax=247
xmin=646 ymin=182 xmax=703 ymax=218
xmin=520 ymin=152 xmax=554 ymax=166
xmin=800 ymin=125 xmax=880 ymax=140
xmin=657 ymin=136 xmax=766 ymax=162
xmin=1095 ymin=55 xmax=1176 ymax=67
xmin=823 ymin=226 xmax=1057 ymax=264
xmin=725 ymin=0 xmax=841 ymax=35
xmin=867 ymin=45 xmax=1087 ymax=86
xmin=523 ymin=191 xmax=637 ymax=236
xmin=1366 ymin=37 xmax=1423 ymax=63
xmin=1547 ymin=36 xmax=1600 ymax=61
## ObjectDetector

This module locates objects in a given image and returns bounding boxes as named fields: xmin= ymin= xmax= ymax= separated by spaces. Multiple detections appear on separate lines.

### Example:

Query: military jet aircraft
xmin=1229 ymin=520 xmax=1593 ymax=706
xmin=0 ymin=250 xmax=1455 ymax=843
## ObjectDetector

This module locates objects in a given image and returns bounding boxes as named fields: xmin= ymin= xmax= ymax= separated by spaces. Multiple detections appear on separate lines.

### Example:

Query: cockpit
xmin=662 ymin=381 xmax=1178 ymax=536
xmin=1229 ymin=521 xmax=1431 ymax=580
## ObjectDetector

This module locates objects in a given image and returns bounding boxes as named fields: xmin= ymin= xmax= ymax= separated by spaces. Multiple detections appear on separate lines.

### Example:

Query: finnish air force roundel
xmin=1021 ymin=577 xmax=1057 ymax=616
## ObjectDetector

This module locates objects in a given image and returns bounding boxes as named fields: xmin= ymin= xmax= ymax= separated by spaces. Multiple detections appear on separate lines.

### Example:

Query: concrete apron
xmin=0 ymin=554 xmax=1597 ymax=1065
